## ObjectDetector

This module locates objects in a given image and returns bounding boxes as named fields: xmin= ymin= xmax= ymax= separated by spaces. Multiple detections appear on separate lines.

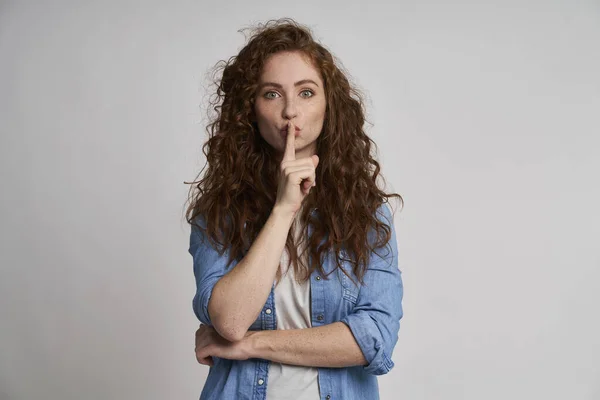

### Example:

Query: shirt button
xmin=317 ymin=314 xmax=324 ymax=321
xmin=265 ymin=308 xmax=272 ymax=314
xmin=326 ymin=395 xmax=331 ymax=399
xmin=315 ymin=276 xmax=321 ymax=281
xmin=258 ymin=378 xmax=264 ymax=385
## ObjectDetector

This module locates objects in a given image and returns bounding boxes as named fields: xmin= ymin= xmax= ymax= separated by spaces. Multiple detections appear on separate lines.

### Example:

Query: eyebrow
xmin=257 ymin=79 xmax=320 ymax=91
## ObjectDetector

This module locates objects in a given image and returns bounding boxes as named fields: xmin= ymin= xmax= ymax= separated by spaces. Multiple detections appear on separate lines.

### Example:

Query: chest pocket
xmin=337 ymin=250 xmax=361 ymax=305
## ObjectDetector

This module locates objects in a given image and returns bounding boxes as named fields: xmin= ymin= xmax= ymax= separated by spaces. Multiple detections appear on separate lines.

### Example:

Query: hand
xmin=274 ymin=121 xmax=319 ymax=216
xmin=194 ymin=324 xmax=253 ymax=366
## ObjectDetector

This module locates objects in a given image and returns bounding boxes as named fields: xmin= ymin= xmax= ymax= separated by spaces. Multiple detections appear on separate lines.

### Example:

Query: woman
xmin=185 ymin=18 xmax=404 ymax=400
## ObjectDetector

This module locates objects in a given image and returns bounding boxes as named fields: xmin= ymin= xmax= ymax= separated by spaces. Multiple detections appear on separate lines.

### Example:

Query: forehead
xmin=259 ymin=51 xmax=323 ymax=84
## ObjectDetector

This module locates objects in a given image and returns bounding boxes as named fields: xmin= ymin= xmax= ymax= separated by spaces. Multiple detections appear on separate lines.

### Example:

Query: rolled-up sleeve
xmin=188 ymin=216 xmax=234 ymax=326
xmin=340 ymin=203 xmax=404 ymax=375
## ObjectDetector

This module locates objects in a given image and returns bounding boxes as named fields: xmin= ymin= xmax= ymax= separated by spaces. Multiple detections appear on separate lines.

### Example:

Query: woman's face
xmin=253 ymin=51 xmax=326 ymax=161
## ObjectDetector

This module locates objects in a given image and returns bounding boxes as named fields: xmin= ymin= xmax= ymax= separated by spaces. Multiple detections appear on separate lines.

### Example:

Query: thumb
xmin=312 ymin=154 xmax=319 ymax=167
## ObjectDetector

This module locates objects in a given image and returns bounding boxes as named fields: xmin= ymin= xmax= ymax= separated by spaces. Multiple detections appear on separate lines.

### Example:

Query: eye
xmin=300 ymin=89 xmax=314 ymax=98
xmin=263 ymin=91 xmax=280 ymax=99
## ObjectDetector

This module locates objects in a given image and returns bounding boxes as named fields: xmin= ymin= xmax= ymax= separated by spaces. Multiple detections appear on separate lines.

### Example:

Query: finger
xmin=196 ymin=347 xmax=212 ymax=365
xmin=196 ymin=352 xmax=214 ymax=366
xmin=198 ymin=355 xmax=213 ymax=366
xmin=281 ymin=157 xmax=317 ymax=171
xmin=302 ymin=182 xmax=311 ymax=195
xmin=283 ymin=165 xmax=314 ymax=176
xmin=302 ymin=178 xmax=316 ymax=195
xmin=282 ymin=122 xmax=296 ymax=162
xmin=195 ymin=330 xmax=210 ymax=350
xmin=300 ymin=178 xmax=316 ymax=196
xmin=289 ymin=169 xmax=316 ymax=186
xmin=195 ymin=326 xmax=205 ymax=343
xmin=302 ymin=180 xmax=315 ymax=192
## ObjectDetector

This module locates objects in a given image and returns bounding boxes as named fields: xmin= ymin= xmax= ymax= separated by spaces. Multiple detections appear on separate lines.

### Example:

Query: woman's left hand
xmin=194 ymin=324 xmax=253 ymax=366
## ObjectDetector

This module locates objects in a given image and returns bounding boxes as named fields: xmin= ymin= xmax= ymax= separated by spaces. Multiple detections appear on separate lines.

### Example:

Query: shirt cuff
xmin=193 ymin=277 xmax=219 ymax=326
xmin=340 ymin=311 xmax=395 ymax=375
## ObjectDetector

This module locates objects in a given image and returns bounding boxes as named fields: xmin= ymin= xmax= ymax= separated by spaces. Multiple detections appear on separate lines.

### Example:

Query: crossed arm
xmin=190 ymin=204 xmax=403 ymax=374
xmin=194 ymin=321 xmax=367 ymax=368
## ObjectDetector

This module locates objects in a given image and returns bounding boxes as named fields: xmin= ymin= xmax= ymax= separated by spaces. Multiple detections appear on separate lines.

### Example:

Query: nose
xmin=282 ymin=97 xmax=298 ymax=120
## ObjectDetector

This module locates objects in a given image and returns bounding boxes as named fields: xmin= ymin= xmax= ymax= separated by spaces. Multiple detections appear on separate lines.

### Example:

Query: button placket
xmin=262 ymin=287 xmax=276 ymax=330
xmin=311 ymin=256 xmax=326 ymax=327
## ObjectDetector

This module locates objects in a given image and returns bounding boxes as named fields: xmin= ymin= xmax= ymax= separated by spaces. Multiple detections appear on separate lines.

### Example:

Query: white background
xmin=1 ymin=1 xmax=599 ymax=399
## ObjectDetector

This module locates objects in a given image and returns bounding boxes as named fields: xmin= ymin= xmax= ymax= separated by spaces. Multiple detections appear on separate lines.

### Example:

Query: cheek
xmin=254 ymin=102 xmax=276 ymax=122
xmin=253 ymin=103 xmax=278 ymax=139
xmin=310 ymin=96 xmax=326 ymax=115
xmin=307 ymin=102 xmax=326 ymax=124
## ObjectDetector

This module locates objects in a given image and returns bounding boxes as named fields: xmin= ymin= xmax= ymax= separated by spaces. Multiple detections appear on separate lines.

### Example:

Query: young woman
xmin=185 ymin=18 xmax=404 ymax=400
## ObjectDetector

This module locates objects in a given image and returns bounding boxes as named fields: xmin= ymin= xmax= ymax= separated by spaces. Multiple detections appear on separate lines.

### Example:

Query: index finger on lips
xmin=282 ymin=121 xmax=295 ymax=162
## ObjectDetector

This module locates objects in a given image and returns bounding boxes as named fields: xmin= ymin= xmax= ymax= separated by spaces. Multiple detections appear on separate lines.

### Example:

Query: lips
xmin=280 ymin=126 xmax=301 ymax=133
xmin=280 ymin=126 xmax=301 ymax=136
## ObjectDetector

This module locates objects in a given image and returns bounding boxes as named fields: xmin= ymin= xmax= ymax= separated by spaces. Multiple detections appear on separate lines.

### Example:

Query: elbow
xmin=224 ymin=330 xmax=247 ymax=342
xmin=213 ymin=321 xmax=247 ymax=342
xmin=207 ymin=300 xmax=248 ymax=342
xmin=207 ymin=290 xmax=253 ymax=342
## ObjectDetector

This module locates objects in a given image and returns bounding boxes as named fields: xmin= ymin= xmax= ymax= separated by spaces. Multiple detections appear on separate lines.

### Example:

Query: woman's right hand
xmin=274 ymin=121 xmax=319 ymax=217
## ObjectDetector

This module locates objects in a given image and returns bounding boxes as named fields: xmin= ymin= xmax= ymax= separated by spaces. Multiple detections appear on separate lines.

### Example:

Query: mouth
xmin=280 ymin=126 xmax=301 ymax=136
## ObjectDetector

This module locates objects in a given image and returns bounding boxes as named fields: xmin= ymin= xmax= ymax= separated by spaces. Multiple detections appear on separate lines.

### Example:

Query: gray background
xmin=1 ymin=0 xmax=599 ymax=399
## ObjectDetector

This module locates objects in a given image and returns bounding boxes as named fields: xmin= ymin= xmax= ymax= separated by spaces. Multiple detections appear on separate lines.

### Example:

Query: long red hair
xmin=184 ymin=18 xmax=403 ymax=285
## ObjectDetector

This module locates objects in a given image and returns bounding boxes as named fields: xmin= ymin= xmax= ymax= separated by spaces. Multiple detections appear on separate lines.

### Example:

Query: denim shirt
xmin=189 ymin=203 xmax=404 ymax=400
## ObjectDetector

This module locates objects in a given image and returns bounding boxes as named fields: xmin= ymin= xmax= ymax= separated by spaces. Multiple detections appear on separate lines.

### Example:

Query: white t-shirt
xmin=266 ymin=217 xmax=320 ymax=399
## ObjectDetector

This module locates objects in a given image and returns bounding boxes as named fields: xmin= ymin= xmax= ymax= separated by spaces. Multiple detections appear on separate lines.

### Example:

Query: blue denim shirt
xmin=189 ymin=203 xmax=404 ymax=400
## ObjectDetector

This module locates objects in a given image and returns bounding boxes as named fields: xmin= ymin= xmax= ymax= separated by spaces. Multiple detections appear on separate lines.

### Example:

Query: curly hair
xmin=184 ymin=18 xmax=403 ymax=286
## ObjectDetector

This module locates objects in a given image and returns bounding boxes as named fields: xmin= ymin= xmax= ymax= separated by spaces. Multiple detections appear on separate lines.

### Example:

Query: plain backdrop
xmin=1 ymin=1 xmax=599 ymax=399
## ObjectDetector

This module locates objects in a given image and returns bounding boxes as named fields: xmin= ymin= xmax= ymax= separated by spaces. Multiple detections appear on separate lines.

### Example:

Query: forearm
xmin=209 ymin=206 xmax=295 ymax=341
xmin=246 ymin=322 xmax=367 ymax=368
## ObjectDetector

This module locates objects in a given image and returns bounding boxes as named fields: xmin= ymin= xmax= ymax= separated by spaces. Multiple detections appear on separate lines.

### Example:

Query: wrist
xmin=244 ymin=330 xmax=268 ymax=359
xmin=271 ymin=205 xmax=296 ymax=224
